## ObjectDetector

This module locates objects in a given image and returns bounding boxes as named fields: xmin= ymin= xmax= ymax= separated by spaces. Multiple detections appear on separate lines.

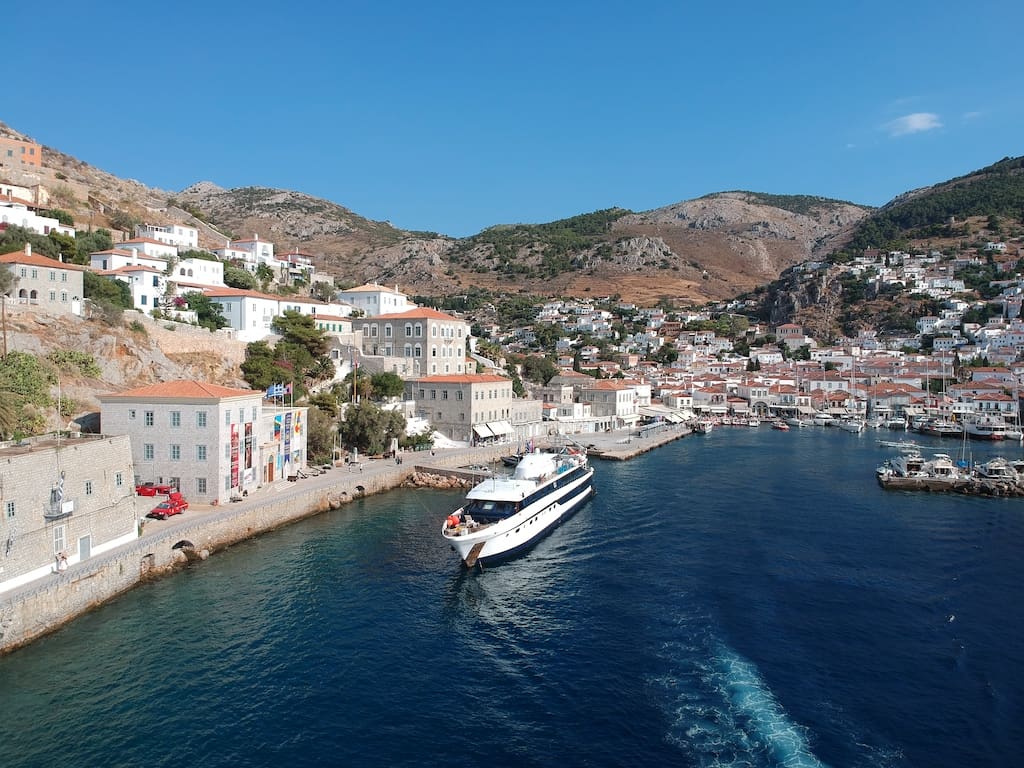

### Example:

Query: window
xmin=49 ymin=271 xmax=56 ymax=281
xmin=143 ymin=444 xmax=154 ymax=460
xmin=197 ymin=478 xmax=208 ymax=494
xmin=225 ymin=444 xmax=230 ymax=460
xmin=225 ymin=411 xmax=231 ymax=426
xmin=170 ymin=445 xmax=181 ymax=461
xmin=170 ymin=411 xmax=181 ymax=427
xmin=418 ymin=389 xmax=425 ymax=399
xmin=144 ymin=411 xmax=154 ymax=427
xmin=61 ymin=292 xmax=67 ymax=302
xmin=404 ymin=344 xmax=412 ymax=357
xmin=49 ymin=291 xmax=56 ymax=301
xmin=129 ymin=409 xmax=136 ymax=419
xmin=238 ymin=409 xmax=244 ymax=423
xmin=197 ymin=445 xmax=207 ymax=461
xmin=430 ymin=390 xmax=436 ymax=399
xmin=415 ymin=323 xmax=422 ymax=338
xmin=196 ymin=411 xmax=207 ymax=428
xmin=442 ymin=391 xmax=448 ymax=400
xmin=61 ymin=272 xmax=67 ymax=282
xmin=405 ymin=323 xmax=412 ymax=337
xmin=432 ymin=326 xmax=438 ymax=338
xmin=457 ymin=391 xmax=464 ymax=400
xmin=54 ymin=525 xmax=66 ymax=555
xmin=5 ymin=500 xmax=13 ymax=518
xmin=414 ymin=344 xmax=422 ymax=358
xmin=85 ymin=480 xmax=93 ymax=496
xmin=115 ymin=472 xmax=124 ymax=487
xmin=385 ymin=325 xmax=392 ymax=338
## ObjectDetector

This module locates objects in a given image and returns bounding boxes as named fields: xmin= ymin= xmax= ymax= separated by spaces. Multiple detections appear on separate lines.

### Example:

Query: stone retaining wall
xmin=0 ymin=443 xmax=515 ymax=654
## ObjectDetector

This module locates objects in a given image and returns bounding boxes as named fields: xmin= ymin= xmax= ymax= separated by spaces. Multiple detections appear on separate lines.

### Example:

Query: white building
xmin=98 ymin=380 xmax=308 ymax=505
xmin=89 ymin=248 xmax=167 ymax=273
xmin=336 ymin=283 xmax=414 ymax=317
xmin=97 ymin=264 xmax=166 ymax=313
xmin=0 ymin=198 xmax=75 ymax=237
xmin=136 ymin=223 xmax=199 ymax=251
xmin=114 ymin=238 xmax=178 ymax=260
xmin=172 ymin=256 xmax=225 ymax=288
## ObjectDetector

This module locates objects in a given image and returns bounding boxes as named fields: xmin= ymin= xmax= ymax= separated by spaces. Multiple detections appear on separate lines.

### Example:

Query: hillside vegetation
xmin=835 ymin=156 xmax=1024 ymax=256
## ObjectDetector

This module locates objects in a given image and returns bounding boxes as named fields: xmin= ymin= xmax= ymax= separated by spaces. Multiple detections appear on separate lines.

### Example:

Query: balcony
xmin=43 ymin=498 xmax=74 ymax=521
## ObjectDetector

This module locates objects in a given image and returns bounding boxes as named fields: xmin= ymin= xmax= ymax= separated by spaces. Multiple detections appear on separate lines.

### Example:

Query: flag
xmin=266 ymin=383 xmax=284 ymax=398
xmin=284 ymin=382 xmax=293 ymax=395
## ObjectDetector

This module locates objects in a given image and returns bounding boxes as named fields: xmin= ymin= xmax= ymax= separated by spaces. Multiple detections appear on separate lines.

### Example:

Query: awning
xmin=487 ymin=420 xmax=514 ymax=436
xmin=473 ymin=423 xmax=493 ymax=438
xmin=665 ymin=412 xmax=684 ymax=423
xmin=797 ymin=405 xmax=816 ymax=414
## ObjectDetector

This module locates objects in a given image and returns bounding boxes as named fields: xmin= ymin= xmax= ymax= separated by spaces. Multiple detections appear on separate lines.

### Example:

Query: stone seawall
xmin=0 ymin=444 xmax=514 ymax=655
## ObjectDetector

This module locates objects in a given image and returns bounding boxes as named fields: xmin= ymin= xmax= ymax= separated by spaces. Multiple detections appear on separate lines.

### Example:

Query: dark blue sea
xmin=2 ymin=428 xmax=1023 ymax=768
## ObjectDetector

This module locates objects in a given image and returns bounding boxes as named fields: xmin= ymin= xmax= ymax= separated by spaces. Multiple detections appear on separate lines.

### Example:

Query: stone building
xmin=98 ymin=380 xmax=309 ymax=505
xmin=404 ymin=374 xmax=516 ymax=444
xmin=358 ymin=307 xmax=471 ymax=378
xmin=1 ymin=243 xmax=86 ymax=316
xmin=0 ymin=433 xmax=138 ymax=594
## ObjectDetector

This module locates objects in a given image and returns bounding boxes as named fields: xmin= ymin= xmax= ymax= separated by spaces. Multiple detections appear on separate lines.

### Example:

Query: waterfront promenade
xmin=0 ymin=423 xmax=692 ymax=654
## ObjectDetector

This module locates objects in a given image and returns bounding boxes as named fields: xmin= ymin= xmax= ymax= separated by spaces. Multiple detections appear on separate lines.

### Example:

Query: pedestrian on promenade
xmin=57 ymin=553 xmax=68 ymax=573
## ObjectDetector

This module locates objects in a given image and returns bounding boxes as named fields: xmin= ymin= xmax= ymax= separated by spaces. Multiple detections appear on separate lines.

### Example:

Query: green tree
xmin=338 ymin=401 xmax=406 ymax=455
xmin=223 ymin=263 xmax=257 ymax=290
xmin=370 ymin=371 xmax=405 ymax=399
xmin=240 ymin=341 xmax=293 ymax=390
xmin=183 ymin=291 xmax=229 ymax=330
xmin=83 ymin=271 xmax=133 ymax=309
xmin=0 ymin=225 xmax=61 ymax=259
xmin=305 ymin=405 xmax=337 ymax=463
xmin=75 ymin=229 xmax=114 ymax=264
xmin=40 ymin=209 xmax=74 ymax=226
xmin=255 ymin=263 xmax=275 ymax=290
xmin=272 ymin=310 xmax=329 ymax=358
xmin=48 ymin=231 xmax=77 ymax=261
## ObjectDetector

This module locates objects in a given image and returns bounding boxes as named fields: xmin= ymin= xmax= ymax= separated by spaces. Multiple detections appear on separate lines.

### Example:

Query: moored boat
xmin=442 ymin=447 xmax=594 ymax=568
xmin=963 ymin=416 xmax=1008 ymax=441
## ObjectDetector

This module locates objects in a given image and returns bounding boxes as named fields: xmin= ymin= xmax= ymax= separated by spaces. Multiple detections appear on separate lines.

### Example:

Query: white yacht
xmin=963 ymin=415 xmax=1008 ymax=441
xmin=442 ymin=447 xmax=594 ymax=568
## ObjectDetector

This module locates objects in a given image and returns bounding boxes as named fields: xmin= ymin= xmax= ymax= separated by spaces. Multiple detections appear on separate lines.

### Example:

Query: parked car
xmin=136 ymin=482 xmax=176 ymax=497
xmin=146 ymin=497 xmax=189 ymax=520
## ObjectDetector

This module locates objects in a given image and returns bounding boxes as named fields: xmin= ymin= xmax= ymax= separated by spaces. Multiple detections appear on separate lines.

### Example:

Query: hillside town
xmin=3 ymin=132 xmax=1024 ymax=598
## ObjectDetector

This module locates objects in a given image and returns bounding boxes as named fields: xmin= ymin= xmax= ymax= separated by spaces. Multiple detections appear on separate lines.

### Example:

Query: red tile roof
xmin=375 ymin=307 xmax=462 ymax=321
xmin=0 ymin=250 xmax=88 ymax=271
xmin=412 ymin=374 xmax=510 ymax=384
xmin=99 ymin=380 xmax=258 ymax=400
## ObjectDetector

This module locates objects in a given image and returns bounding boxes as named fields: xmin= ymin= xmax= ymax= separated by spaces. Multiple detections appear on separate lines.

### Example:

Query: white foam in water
xmin=713 ymin=643 xmax=829 ymax=768
xmin=652 ymin=632 xmax=830 ymax=768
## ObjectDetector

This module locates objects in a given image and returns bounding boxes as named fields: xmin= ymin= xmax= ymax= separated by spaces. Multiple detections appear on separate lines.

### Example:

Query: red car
xmin=146 ymin=497 xmax=189 ymax=520
xmin=136 ymin=482 xmax=176 ymax=497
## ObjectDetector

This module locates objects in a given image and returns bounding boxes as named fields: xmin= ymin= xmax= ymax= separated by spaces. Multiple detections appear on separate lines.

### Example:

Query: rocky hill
xmin=5 ymin=306 xmax=248 ymax=433
xmin=2 ymin=119 xmax=873 ymax=304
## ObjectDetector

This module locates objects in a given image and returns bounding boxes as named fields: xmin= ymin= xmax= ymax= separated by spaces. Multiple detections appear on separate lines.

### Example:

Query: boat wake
xmin=649 ymin=614 xmax=904 ymax=768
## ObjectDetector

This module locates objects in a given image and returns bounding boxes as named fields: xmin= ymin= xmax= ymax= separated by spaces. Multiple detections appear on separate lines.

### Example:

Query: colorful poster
xmin=230 ymin=423 xmax=240 ymax=489
xmin=244 ymin=423 xmax=253 ymax=470
xmin=284 ymin=411 xmax=292 ymax=464
xmin=273 ymin=415 xmax=282 ymax=441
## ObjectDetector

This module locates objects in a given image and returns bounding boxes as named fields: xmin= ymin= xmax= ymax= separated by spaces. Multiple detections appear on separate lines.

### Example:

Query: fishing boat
xmin=837 ymin=417 xmax=865 ymax=433
xmin=771 ymin=420 xmax=790 ymax=431
xmin=694 ymin=420 xmax=714 ymax=435
xmin=442 ymin=446 xmax=594 ymax=568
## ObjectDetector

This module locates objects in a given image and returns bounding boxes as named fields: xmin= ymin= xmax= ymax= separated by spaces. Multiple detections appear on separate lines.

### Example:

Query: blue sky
xmin=5 ymin=1 xmax=1022 ymax=237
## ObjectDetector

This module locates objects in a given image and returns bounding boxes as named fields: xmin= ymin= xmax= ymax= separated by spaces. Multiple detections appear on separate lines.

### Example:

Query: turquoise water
xmin=2 ymin=428 xmax=1022 ymax=767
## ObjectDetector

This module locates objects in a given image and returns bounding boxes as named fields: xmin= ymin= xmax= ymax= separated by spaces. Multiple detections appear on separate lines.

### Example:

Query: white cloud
xmin=885 ymin=112 xmax=942 ymax=137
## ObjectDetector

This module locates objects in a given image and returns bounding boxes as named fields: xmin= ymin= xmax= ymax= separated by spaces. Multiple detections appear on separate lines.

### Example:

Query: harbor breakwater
xmin=0 ymin=444 xmax=515 ymax=655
